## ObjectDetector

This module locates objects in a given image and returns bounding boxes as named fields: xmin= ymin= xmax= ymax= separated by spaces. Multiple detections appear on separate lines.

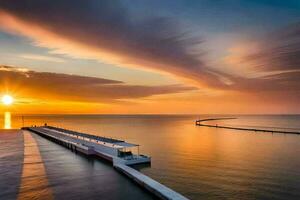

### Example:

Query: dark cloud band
xmin=0 ymin=65 xmax=195 ymax=103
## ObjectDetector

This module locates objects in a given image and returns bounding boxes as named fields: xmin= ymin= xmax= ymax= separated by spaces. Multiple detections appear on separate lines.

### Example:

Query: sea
xmin=1 ymin=114 xmax=300 ymax=200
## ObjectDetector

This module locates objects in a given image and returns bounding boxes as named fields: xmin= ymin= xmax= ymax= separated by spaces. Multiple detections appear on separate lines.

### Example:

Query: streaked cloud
xmin=19 ymin=54 xmax=65 ymax=63
xmin=243 ymin=22 xmax=300 ymax=72
xmin=0 ymin=65 xmax=29 ymax=72
xmin=0 ymin=0 xmax=229 ymax=89
xmin=221 ymin=22 xmax=300 ymax=95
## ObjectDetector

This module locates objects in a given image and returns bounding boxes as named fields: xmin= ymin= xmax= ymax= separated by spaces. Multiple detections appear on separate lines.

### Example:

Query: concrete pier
xmin=24 ymin=126 xmax=189 ymax=200
xmin=0 ymin=130 xmax=158 ymax=200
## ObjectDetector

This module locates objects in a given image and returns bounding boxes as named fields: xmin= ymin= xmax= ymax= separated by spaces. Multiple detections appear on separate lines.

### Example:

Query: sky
xmin=0 ymin=0 xmax=299 ymax=114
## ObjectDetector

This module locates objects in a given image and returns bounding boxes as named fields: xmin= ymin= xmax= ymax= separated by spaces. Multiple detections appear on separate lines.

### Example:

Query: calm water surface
xmin=2 ymin=114 xmax=300 ymax=200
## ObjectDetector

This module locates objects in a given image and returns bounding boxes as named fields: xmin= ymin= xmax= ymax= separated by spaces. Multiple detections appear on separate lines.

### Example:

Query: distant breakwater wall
xmin=195 ymin=118 xmax=300 ymax=135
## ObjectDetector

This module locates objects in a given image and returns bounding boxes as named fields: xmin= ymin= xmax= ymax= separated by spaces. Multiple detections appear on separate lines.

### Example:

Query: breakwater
xmin=195 ymin=118 xmax=300 ymax=135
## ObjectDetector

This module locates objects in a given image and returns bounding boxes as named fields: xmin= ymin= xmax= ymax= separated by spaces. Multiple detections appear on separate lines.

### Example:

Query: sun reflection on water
xmin=4 ymin=112 xmax=11 ymax=129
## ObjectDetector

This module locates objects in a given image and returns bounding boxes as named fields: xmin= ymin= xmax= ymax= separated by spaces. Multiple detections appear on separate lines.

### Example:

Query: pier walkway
xmin=115 ymin=164 xmax=188 ymax=200
xmin=195 ymin=118 xmax=300 ymax=135
xmin=24 ymin=126 xmax=188 ymax=200
xmin=0 ymin=130 xmax=157 ymax=200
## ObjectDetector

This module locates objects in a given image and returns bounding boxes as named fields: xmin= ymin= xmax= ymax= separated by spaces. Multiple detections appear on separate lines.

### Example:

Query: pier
xmin=196 ymin=118 xmax=300 ymax=135
xmin=23 ymin=126 xmax=188 ymax=200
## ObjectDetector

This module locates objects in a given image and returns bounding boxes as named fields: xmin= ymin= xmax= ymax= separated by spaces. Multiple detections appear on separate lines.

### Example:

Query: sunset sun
xmin=2 ymin=95 xmax=14 ymax=105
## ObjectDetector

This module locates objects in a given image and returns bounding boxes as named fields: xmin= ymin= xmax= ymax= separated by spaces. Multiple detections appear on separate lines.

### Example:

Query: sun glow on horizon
xmin=2 ymin=95 xmax=14 ymax=105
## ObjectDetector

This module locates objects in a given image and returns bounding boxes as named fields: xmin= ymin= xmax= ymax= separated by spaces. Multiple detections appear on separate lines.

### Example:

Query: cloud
xmin=0 ymin=0 xmax=228 ymax=89
xmin=221 ymin=22 xmax=300 ymax=95
xmin=19 ymin=54 xmax=65 ymax=63
xmin=242 ymin=22 xmax=300 ymax=72
xmin=0 ymin=65 xmax=195 ymax=103
xmin=0 ymin=0 xmax=299 ymax=105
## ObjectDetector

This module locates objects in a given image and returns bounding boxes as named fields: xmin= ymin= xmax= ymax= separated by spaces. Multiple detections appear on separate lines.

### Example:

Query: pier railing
xmin=45 ymin=126 xmax=124 ymax=143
